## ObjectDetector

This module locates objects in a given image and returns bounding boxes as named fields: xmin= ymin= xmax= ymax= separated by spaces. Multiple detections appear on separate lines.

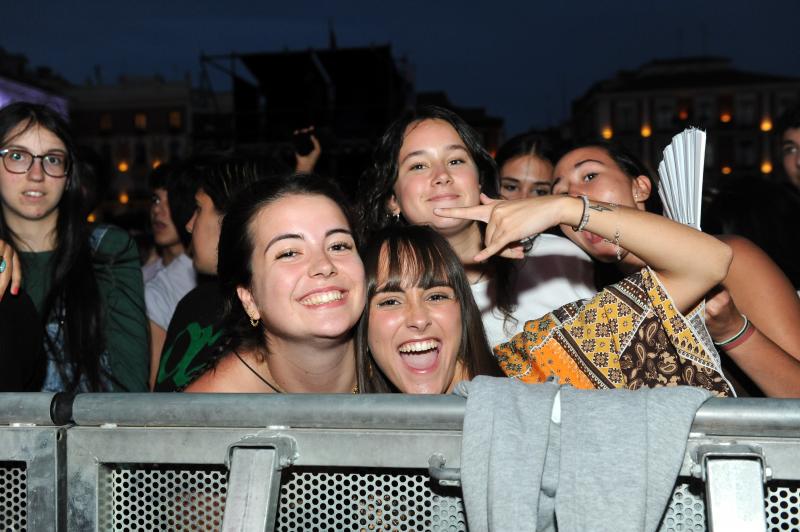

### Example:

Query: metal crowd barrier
xmin=1 ymin=393 xmax=799 ymax=531
xmin=0 ymin=393 xmax=70 ymax=532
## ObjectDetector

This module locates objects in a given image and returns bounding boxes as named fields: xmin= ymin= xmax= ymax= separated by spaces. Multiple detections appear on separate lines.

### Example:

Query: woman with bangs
xmin=365 ymin=178 xmax=738 ymax=395
xmin=359 ymin=106 xmax=595 ymax=350
xmin=356 ymin=226 xmax=501 ymax=394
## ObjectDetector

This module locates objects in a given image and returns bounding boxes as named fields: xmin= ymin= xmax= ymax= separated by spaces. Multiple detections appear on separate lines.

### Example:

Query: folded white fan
xmin=657 ymin=127 xmax=706 ymax=230
xmin=656 ymin=127 xmax=731 ymax=390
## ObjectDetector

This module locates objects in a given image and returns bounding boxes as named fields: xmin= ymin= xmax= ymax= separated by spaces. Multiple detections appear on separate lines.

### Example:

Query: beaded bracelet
xmin=713 ymin=313 xmax=750 ymax=346
xmin=571 ymin=195 xmax=590 ymax=232
xmin=720 ymin=323 xmax=756 ymax=350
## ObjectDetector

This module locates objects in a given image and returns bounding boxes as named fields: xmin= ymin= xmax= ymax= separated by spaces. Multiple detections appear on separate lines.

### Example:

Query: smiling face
xmin=237 ymin=193 xmax=366 ymax=345
xmin=366 ymin=242 xmax=464 ymax=394
xmin=498 ymin=154 xmax=554 ymax=200
xmin=782 ymin=127 xmax=800 ymax=188
xmin=0 ymin=122 xmax=68 ymax=234
xmin=552 ymin=146 xmax=651 ymax=263
xmin=388 ymin=119 xmax=481 ymax=237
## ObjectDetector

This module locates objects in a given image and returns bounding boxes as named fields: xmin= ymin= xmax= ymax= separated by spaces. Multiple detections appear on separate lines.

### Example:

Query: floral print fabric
xmin=494 ymin=268 xmax=732 ymax=397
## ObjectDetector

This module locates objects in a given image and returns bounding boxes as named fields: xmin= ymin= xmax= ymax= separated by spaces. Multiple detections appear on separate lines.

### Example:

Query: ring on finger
xmin=0 ymin=258 xmax=6 ymax=274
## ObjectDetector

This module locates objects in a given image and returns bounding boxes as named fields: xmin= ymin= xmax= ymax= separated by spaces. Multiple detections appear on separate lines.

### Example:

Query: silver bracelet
xmin=571 ymin=195 xmax=590 ymax=232
xmin=519 ymin=234 xmax=538 ymax=252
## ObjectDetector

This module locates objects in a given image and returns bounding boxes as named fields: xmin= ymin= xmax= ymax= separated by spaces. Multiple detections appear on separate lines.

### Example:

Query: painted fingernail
xmin=11 ymin=286 xmax=18 ymax=295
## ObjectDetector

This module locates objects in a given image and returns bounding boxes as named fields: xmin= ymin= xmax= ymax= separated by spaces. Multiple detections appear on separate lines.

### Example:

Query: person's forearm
xmin=558 ymin=196 xmax=732 ymax=310
xmin=722 ymin=328 xmax=800 ymax=398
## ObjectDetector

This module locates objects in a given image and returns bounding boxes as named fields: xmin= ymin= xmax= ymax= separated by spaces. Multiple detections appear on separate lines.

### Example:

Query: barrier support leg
xmin=705 ymin=458 xmax=767 ymax=532
xmin=221 ymin=444 xmax=289 ymax=532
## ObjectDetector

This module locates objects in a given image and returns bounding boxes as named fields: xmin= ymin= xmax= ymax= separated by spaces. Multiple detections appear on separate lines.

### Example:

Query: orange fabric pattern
xmin=493 ymin=268 xmax=731 ymax=397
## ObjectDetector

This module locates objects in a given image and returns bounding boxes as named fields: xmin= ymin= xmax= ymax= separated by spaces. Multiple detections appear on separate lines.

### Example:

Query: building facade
xmin=66 ymin=76 xmax=197 ymax=200
xmin=570 ymin=57 xmax=800 ymax=184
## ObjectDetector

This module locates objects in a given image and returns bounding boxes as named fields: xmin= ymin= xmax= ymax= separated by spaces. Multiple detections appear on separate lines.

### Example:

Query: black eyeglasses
xmin=0 ymin=148 xmax=70 ymax=178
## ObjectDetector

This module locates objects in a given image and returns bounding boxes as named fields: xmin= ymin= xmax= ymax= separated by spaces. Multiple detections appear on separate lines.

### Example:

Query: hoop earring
xmin=249 ymin=317 xmax=259 ymax=328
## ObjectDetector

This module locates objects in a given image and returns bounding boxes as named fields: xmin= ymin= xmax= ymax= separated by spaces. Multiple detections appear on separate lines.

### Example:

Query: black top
xmin=0 ymin=288 xmax=46 ymax=391
xmin=154 ymin=280 xmax=225 ymax=392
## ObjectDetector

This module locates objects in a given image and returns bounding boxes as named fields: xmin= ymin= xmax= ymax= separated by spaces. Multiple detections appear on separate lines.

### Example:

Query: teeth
xmin=300 ymin=290 xmax=344 ymax=306
xmin=399 ymin=340 xmax=439 ymax=353
xmin=23 ymin=191 xmax=44 ymax=197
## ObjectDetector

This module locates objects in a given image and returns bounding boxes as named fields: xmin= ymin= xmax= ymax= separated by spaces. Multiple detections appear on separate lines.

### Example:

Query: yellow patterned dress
xmin=494 ymin=268 xmax=732 ymax=397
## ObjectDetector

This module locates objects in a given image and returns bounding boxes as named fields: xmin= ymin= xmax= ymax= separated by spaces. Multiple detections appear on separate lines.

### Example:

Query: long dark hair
xmin=0 ymin=102 xmax=107 ymax=391
xmin=215 ymin=173 xmax=359 ymax=362
xmin=356 ymin=225 xmax=501 ymax=393
xmin=358 ymin=105 xmax=518 ymax=328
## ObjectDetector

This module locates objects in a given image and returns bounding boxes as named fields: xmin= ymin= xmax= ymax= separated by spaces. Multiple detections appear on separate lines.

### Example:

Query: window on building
xmin=654 ymin=100 xmax=675 ymax=130
xmin=169 ymin=140 xmax=182 ymax=159
xmin=735 ymin=139 xmax=757 ymax=167
xmin=677 ymin=99 xmax=691 ymax=121
xmin=99 ymin=113 xmax=112 ymax=132
xmin=776 ymin=95 xmax=797 ymax=118
xmin=134 ymin=113 xmax=147 ymax=131
xmin=168 ymin=111 xmax=182 ymax=130
xmin=613 ymin=101 xmax=638 ymax=132
xmin=718 ymin=95 xmax=734 ymax=124
xmin=695 ymin=97 xmax=715 ymax=125
xmin=134 ymin=142 xmax=147 ymax=165
xmin=735 ymin=95 xmax=757 ymax=125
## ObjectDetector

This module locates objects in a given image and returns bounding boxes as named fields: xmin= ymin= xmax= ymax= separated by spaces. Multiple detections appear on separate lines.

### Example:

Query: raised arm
xmin=435 ymin=194 xmax=732 ymax=312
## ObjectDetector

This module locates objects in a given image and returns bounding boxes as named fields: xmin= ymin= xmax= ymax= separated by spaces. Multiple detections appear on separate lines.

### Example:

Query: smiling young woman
xmin=359 ymin=106 xmax=595 ymax=349
xmin=356 ymin=226 xmax=501 ymax=394
xmin=185 ymin=173 xmax=365 ymax=394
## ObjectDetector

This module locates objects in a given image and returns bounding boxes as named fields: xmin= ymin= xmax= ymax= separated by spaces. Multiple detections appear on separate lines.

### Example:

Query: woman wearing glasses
xmin=0 ymin=102 xmax=148 ymax=392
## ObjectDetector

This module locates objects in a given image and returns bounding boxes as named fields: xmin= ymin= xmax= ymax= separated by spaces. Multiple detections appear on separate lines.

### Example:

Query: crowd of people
xmin=1 ymin=100 xmax=799 ymax=398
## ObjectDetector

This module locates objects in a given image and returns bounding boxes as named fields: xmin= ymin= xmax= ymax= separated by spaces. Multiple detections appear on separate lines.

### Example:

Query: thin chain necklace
xmin=234 ymin=351 xmax=359 ymax=394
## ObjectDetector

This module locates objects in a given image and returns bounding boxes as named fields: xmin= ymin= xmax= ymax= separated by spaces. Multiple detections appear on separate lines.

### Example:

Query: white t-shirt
xmin=471 ymin=233 xmax=596 ymax=348
xmin=141 ymin=257 xmax=164 ymax=284
xmin=144 ymin=253 xmax=198 ymax=330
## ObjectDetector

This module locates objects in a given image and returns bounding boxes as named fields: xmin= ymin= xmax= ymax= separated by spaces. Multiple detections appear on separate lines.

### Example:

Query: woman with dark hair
xmin=359 ymin=106 xmax=594 ymax=349
xmin=546 ymin=142 xmax=800 ymax=397
xmin=495 ymin=132 xmax=557 ymax=200
xmin=356 ymin=226 xmax=501 ymax=394
xmin=436 ymin=175 xmax=736 ymax=395
xmin=0 ymin=102 xmax=147 ymax=392
xmin=144 ymin=162 xmax=197 ymax=384
xmin=185 ymin=173 xmax=365 ymax=393
xmin=152 ymin=156 xmax=288 ymax=391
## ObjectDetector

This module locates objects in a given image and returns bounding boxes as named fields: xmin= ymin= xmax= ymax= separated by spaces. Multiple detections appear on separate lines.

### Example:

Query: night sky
xmin=6 ymin=0 xmax=800 ymax=134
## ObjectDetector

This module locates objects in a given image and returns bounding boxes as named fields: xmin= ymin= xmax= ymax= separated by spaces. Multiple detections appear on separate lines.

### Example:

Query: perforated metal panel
xmin=276 ymin=467 xmax=466 ymax=531
xmin=660 ymin=480 xmax=706 ymax=532
xmin=94 ymin=464 xmax=797 ymax=531
xmin=100 ymin=464 xmax=227 ymax=531
xmin=766 ymin=483 xmax=800 ymax=531
xmin=659 ymin=479 xmax=800 ymax=532
xmin=0 ymin=461 xmax=27 ymax=531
